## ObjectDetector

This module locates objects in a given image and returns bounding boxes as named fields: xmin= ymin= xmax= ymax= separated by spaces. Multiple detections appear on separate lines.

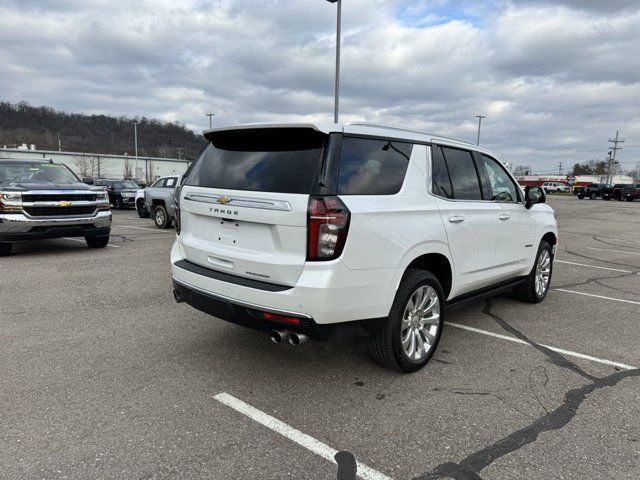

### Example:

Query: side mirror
xmin=82 ymin=177 xmax=94 ymax=185
xmin=525 ymin=186 xmax=546 ymax=209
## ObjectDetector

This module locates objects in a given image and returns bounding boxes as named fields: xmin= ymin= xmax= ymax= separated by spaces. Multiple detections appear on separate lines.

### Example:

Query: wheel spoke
xmin=414 ymin=331 xmax=425 ymax=357
xmin=421 ymin=313 xmax=440 ymax=326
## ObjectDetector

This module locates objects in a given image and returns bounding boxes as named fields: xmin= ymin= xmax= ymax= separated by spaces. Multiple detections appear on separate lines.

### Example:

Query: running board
xmin=446 ymin=276 xmax=527 ymax=311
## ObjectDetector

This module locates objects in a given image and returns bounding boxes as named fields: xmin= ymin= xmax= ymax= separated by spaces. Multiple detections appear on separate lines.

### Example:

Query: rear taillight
xmin=174 ymin=185 xmax=182 ymax=235
xmin=307 ymin=196 xmax=350 ymax=261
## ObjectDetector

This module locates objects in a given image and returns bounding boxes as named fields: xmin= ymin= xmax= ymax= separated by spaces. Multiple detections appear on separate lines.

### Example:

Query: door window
xmin=165 ymin=177 xmax=177 ymax=188
xmin=439 ymin=147 xmax=483 ymax=200
xmin=480 ymin=155 xmax=519 ymax=203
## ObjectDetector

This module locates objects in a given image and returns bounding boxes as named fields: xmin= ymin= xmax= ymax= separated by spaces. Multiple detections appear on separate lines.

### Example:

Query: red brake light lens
xmin=307 ymin=196 xmax=350 ymax=261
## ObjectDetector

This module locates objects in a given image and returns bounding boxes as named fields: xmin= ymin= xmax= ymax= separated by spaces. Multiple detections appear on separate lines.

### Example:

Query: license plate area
xmin=216 ymin=219 xmax=239 ymax=246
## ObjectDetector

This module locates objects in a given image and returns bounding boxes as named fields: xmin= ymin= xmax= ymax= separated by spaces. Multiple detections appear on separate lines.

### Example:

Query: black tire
xmin=153 ymin=205 xmax=171 ymax=229
xmin=590 ymin=192 xmax=597 ymax=200
xmin=136 ymin=199 xmax=150 ymax=218
xmin=577 ymin=195 xmax=584 ymax=199
xmin=369 ymin=269 xmax=445 ymax=373
xmin=513 ymin=241 xmax=553 ymax=303
xmin=626 ymin=197 xmax=634 ymax=202
xmin=114 ymin=197 xmax=123 ymax=210
xmin=85 ymin=236 xmax=109 ymax=248
xmin=0 ymin=243 xmax=13 ymax=257
xmin=603 ymin=196 xmax=610 ymax=201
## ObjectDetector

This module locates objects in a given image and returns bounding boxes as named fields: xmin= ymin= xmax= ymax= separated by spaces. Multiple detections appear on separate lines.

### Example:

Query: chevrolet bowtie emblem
xmin=56 ymin=201 xmax=72 ymax=207
xmin=217 ymin=196 xmax=231 ymax=205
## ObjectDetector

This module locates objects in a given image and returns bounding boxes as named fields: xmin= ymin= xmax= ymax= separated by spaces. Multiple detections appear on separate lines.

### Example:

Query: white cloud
xmin=0 ymin=0 xmax=639 ymax=170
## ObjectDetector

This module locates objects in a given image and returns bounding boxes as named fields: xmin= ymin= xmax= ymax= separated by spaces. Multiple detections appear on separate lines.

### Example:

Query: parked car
xmin=94 ymin=179 xmax=140 ymax=209
xmin=577 ymin=183 xmax=611 ymax=200
xmin=142 ymin=175 xmax=180 ymax=228
xmin=170 ymin=123 xmax=557 ymax=373
xmin=542 ymin=182 xmax=569 ymax=193
xmin=605 ymin=183 xmax=640 ymax=202
xmin=0 ymin=158 xmax=111 ymax=256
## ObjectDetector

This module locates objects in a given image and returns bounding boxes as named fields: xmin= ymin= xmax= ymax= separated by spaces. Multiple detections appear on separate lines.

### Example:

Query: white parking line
xmin=213 ymin=392 xmax=392 ymax=480
xmin=445 ymin=322 xmax=637 ymax=370
xmin=554 ymin=289 xmax=640 ymax=306
xmin=555 ymin=259 xmax=633 ymax=273
xmin=62 ymin=237 xmax=120 ymax=248
xmin=585 ymin=246 xmax=640 ymax=256
xmin=117 ymin=224 xmax=174 ymax=233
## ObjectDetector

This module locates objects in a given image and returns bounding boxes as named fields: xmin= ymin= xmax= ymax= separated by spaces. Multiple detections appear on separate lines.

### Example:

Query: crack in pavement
xmin=413 ymin=300 xmax=640 ymax=480
xmin=562 ymin=245 xmax=639 ymax=272
xmin=482 ymin=300 xmax=597 ymax=381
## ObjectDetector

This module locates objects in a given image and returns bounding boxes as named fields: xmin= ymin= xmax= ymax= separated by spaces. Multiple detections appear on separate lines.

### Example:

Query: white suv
xmin=542 ymin=182 xmax=568 ymax=193
xmin=171 ymin=123 xmax=557 ymax=372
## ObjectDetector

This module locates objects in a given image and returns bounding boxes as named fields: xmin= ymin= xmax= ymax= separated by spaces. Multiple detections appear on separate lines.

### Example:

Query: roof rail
xmin=348 ymin=122 xmax=474 ymax=145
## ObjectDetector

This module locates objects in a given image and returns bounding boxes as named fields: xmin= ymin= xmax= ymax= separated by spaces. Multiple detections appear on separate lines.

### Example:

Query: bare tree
xmin=122 ymin=158 xmax=133 ymax=179
xmin=74 ymin=154 xmax=98 ymax=178
xmin=512 ymin=165 xmax=531 ymax=176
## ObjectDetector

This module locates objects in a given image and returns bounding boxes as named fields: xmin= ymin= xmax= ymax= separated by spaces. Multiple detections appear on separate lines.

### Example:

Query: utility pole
xmin=608 ymin=131 xmax=624 ymax=183
xmin=475 ymin=115 xmax=485 ymax=146
xmin=326 ymin=0 xmax=342 ymax=123
xmin=206 ymin=113 xmax=215 ymax=129
xmin=558 ymin=162 xmax=563 ymax=175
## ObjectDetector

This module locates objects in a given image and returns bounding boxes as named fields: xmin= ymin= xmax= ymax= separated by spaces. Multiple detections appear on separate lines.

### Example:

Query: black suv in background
xmin=94 ymin=179 xmax=140 ymax=209
xmin=576 ymin=183 xmax=612 ymax=200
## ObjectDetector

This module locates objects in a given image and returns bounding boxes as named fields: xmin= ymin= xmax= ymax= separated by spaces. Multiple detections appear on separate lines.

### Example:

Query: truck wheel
xmin=136 ymin=199 xmax=150 ymax=218
xmin=626 ymin=197 xmax=634 ymax=202
xmin=513 ymin=241 xmax=553 ymax=303
xmin=577 ymin=194 xmax=584 ymax=199
xmin=590 ymin=192 xmax=597 ymax=200
xmin=153 ymin=205 xmax=171 ymax=229
xmin=0 ymin=243 xmax=13 ymax=257
xmin=369 ymin=269 xmax=444 ymax=373
xmin=114 ymin=198 xmax=123 ymax=210
xmin=85 ymin=236 xmax=109 ymax=248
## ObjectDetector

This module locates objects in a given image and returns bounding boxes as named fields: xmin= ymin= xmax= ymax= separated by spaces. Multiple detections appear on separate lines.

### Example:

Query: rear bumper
xmin=0 ymin=211 xmax=112 ymax=241
xmin=170 ymin=241 xmax=398 ymax=325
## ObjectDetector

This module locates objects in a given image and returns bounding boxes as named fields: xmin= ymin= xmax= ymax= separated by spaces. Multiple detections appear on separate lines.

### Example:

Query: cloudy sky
xmin=1 ymin=0 xmax=639 ymax=172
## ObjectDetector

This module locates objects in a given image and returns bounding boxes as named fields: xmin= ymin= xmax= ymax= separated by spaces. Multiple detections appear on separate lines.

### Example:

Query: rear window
xmin=186 ymin=128 xmax=326 ymax=194
xmin=337 ymin=137 xmax=412 ymax=195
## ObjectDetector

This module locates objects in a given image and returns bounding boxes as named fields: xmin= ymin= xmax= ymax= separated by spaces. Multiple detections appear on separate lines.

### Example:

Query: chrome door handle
xmin=448 ymin=215 xmax=465 ymax=224
xmin=498 ymin=213 xmax=511 ymax=221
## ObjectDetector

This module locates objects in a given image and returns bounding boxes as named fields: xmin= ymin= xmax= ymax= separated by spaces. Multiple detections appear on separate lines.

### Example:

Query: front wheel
xmin=136 ymin=200 xmax=149 ymax=218
xmin=85 ymin=236 xmax=109 ymax=248
xmin=369 ymin=269 xmax=445 ymax=372
xmin=513 ymin=241 xmax=553 ymax=303
xmin=577 ymin=194 xmax=584 ymax=199
xmin=0 ymin=242 xmax=13 ymax=257
xmin=626 ymin=197 xmax=634 ymax=202
xmin=153 ymin=205 xmax=171 ymax=229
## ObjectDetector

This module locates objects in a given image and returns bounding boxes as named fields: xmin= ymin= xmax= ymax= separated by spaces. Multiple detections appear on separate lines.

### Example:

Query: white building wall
xmin=1 ymin=148 xmax=190 ymax=181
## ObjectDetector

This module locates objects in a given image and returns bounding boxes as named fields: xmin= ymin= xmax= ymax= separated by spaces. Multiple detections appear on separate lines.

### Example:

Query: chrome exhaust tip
xmin=270 ymin=329 xmax=289 ymax=344
xmin=288 ymin=332 xmax=309 ymax=346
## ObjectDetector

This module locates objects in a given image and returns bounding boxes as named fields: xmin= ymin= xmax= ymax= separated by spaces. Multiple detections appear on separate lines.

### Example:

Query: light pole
xmin=133 ymin=121 xmax=142 ymax=181
xmin=326 ymin=0 xmax=341 ymax=123
xmin=206 ymin=113 xmax=215 ymax=129
xmin=475 ymin=115 xmax=485 ymax=146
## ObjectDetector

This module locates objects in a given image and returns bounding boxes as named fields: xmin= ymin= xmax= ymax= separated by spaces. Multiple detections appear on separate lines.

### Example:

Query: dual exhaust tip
xmin=270 ymin=329 xmax=309 ymax=346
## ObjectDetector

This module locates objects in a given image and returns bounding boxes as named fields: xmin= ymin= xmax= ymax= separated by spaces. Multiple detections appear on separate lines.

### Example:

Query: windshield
xmin=113 ymin=181 xmax=139 ymax=189
xmin=0 ymin=162 xmax=79 ymax=185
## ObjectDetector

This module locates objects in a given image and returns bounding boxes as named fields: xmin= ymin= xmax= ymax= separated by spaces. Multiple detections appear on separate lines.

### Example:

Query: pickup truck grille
xmin=22 ymin=193 xmax=97 ymax=202
xmin=24 ymin=206 xmax=97 ymax=217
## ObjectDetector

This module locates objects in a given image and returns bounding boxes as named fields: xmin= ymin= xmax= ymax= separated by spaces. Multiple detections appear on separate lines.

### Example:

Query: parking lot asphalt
xmin=1 ymin=195 xmax=639 ymax=480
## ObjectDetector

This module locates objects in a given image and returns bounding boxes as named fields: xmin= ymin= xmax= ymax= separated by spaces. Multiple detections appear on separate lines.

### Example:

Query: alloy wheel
xmin=535 ymin=249 xmax=551 ymax=298
xmin=400 ymin=286 xmax=440 ymax=361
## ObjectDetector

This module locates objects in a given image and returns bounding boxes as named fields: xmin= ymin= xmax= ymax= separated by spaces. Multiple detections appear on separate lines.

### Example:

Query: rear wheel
xmin=626 ymin=197 xmax=635 ymax=202
xmin=153 ymin=205 xmax=171 ymax=229
xmin=114 ymin=197 xmax=123 ymax=210
xmin=369 ymin=269 xmax=444 ymax=372
xmin=0 ymin=243 xmax=13 ymax=257
xmin=85 ymin=236 xmax=109 ymax=248
xmin=513 ymin=241 xmax=553 ymax=303
xmin=577 ymin=194 xmax=584 ymax=199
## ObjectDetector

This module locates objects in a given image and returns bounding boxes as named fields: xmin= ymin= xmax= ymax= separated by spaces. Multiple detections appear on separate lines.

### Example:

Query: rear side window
xmin=186 ymin=128 xmax=326 ymax=194
xmin=338 ymin=137 xmax=412 ymax=195
xmin=440 ymin=147 xmax=483 ymax=200
xmin=432 ymin=146 xmax=453 ymax=198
